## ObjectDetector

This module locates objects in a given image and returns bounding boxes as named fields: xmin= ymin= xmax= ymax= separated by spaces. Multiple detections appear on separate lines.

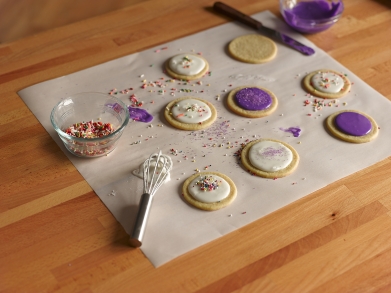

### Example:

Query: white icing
xmin=249 ymin=140 xmax=293 ymax=172
xmin=311 ymin=71 xmax=345 ymax=93
xmin=171 ymin=99 xmax=212 ymax=124
xmin=188 ymin=175 xmax=230 ymax=203
xmin=132 ymin=154 xmax=172 ymax=182
xmin=168 ymin=54 xmax=206 ymax=76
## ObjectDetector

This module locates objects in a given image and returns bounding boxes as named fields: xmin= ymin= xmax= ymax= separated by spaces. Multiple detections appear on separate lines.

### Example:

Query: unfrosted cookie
xmin=228 ymin=34 xmax=277 ymax=64
xmin=227 ymin=86 xmax=278 ymax=118
xmin=182 ymin=171 xmax=237 ymax=211
xmin=165 ymin=53 xmax=209 ymax=80
xmin=164 ymin=97 xmax=217 ymax=130
xmin=241 ymin=138 xmax=299 ymax=178
xmin=303 ymin=69 xmax=351 ymax=99
xmin=326 ymin=110 xmax=378 ymax=143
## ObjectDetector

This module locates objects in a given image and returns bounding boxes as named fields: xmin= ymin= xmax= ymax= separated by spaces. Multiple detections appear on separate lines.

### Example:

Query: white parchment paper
xmin=18 ymin=11 xmax=391 ymax=267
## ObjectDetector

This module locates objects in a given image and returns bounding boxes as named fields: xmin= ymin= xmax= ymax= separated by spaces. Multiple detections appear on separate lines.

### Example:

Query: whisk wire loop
xmin=143 ymin=151 xmax=171 ymax=195
xmin=130 ymin=151 xmax=173 ymax=247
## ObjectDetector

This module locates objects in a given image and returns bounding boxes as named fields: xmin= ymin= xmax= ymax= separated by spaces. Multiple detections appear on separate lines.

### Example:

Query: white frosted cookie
xmin=227 ymin=86 xmax=278 ymax=118
xmin=326 ymin=110 xmax=378 ymax=143
xmin=182 ymin=171 xmax=237 ymax=211
xmin=241 ymin=138 xmax=299 ymax=178
xmin=228 ymin=34 xmax=277 ymax=64
xmin=303 ymin=69 xmax=351 ymax=99
xmin=165 ymin=53 xmax=209 ymax=80
xmin=164 ymin=97 xmax=217 ymax=130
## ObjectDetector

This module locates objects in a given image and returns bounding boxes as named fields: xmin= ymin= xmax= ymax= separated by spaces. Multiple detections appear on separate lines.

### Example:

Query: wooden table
xmin=1 ymin=0 xmax=391 ymax=292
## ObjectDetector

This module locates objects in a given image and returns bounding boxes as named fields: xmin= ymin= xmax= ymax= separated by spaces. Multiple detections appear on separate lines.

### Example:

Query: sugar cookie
xmin=227 ymin=86 xmax=278 ymax=118
xmin=164 ymin=97 xmax=217 ymax=130
xmin=303 ymin=69 xmax=351 ymax=99
xmin=326 ymin=110 xmax=378 ymax=143
xmin=228 ymin=34 xmax=277 ymax=64
xmin=241 ymin=138 xmax=299 ymax=178
xmin=182 ymin=171 xmax=237 ymax=211
xmin=165 ymin=53 xmax=209 ymax=80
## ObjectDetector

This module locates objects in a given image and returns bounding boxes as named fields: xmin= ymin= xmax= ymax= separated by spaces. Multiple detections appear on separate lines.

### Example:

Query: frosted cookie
xmin=164 ymin=97 xmax=217 ymax=130
xmin=165 ymin=53 xmax=209 ymax=80
xmin=227 ymin=86 xmax=278 ymax=118
xmin=303 ymin=69 xmax=351 ymax=99
xmin=326 ymin=110 xmax=378 ymax=143
xmin=228 ymin=34 xmax=277 ymax=64
xmin=182 ymin=171 xmax=237 ymax=211
xmin=241 ymin=139 xmax=299 ymax=178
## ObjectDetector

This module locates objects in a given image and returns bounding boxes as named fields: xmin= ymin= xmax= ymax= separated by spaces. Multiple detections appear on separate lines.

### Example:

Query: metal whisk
xmin=129 ymin=151 xmax=173 ymax=247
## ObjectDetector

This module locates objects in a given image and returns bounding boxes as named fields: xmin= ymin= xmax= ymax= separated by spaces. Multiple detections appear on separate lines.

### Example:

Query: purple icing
xmin=261 ymin=146 xmax=286 ymax=158
xmin=335 ymin=112 xmax=372 ymax=136
xmin=291 ymin=1 xmax=340 ymax=19
xmin=282 ymin=0 xmax=343 ymax=33
xmin=235 ymin=88 xmax=272 ymax=111
xmin=128 ymin=106 xmax=153 ymax=123
xmin=106 ymin=102 xmax=126 ymax=114
xmin=280 ymin=34 xmax=315 ymax=55
xmin=280 ymin=127 xmax=301 ymax=137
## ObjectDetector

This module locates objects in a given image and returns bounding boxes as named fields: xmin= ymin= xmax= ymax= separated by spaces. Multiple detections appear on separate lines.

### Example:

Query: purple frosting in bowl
xmin=235 ymin=87 xmax=272 ymax=111
xmin=280 ymin=0 xmax=344 ymax=33
xmin=335 ymin=112 xmax=372 ymax=136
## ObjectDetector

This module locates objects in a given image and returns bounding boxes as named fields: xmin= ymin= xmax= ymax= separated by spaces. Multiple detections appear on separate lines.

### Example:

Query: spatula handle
xmin=129 ymin=193 xmax=153 ymax=247
xmin=213 ymin=1 xmax=262 ymax=30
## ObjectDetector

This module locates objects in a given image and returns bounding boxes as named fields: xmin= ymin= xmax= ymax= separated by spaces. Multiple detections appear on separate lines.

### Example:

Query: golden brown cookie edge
xmin=241 ymin=138 xmax=300 ymax=178
xmin=228 ymin=35 xmax=277 ymax=64
xmin=182 ymin=171 xmax=237 ymax=211
xmin=303 ymin=69 xmax=351 ymax=99
xmin=165 ymin=54 xmax=209 ymax=80
xmin=325 ymin=110 xmax=378 ymax=143
xmin=226 ymin=86 xmax=278 ymax=118
xmin=164 ymin=97 xmax=217 ymax=131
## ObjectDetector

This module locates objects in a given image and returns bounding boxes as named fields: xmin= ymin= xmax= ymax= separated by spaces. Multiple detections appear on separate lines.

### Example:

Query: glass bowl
xmin=50 ymin=92 xmax=129 ymax=158
xmin=280 ymin=0 xmax=344 ymax=34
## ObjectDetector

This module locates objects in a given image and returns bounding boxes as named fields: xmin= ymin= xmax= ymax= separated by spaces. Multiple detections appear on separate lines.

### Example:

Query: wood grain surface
xmin=0 ymin=0 xmax=148 ymax=43
xmin=1 ymin=0 xmax=391 ymax=292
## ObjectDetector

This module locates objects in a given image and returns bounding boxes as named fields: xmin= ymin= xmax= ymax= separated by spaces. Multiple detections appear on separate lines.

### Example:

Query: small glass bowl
xmin=50 ymin=92 xmax=129 ymax=158
xmin=280 ymin=0 xmax=344 ymax=34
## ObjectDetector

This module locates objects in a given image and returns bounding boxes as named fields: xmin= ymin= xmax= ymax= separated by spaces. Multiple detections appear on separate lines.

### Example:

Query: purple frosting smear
xmin=335 ymin=112 xmax=372 ymax=136
xmin=235 ymin=87 xmax=272 ymax=111
xmin=280 ymin=127 xmax=301 ymax=137
xmin=128 ymin=106 xmax=153 ymax=123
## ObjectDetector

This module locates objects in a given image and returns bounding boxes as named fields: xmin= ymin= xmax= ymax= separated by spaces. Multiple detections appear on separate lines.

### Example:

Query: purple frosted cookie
xmin=326 ymin=110 xmax=378 ymax=143
xmin=227 ymin=86 xmax=278 ymax=118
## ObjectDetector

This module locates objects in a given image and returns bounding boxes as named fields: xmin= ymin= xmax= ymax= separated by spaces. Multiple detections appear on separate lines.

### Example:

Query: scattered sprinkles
xmin=195 ymin=176 xmax=221 ymax=192
xmin=65 ymin=121 xmax=114 ymax=138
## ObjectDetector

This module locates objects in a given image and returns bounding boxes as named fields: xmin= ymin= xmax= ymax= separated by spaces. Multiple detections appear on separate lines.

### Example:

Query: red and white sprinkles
xmin=65 ymin=121 xmax=114 ymax=138
xmin=310 ymin=71 xmax=345 ymax=94
xmin=171 ymin=99 xmax=212 ymax=124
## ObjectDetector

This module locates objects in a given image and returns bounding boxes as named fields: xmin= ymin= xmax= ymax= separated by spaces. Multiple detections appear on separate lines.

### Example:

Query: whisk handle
xmin=129 ymin=193 xmax=153 ymax=247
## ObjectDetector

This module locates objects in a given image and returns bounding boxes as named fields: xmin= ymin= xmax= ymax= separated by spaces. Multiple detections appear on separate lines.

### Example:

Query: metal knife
xmin=213 ymin=2 xmax=315 ymax=56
